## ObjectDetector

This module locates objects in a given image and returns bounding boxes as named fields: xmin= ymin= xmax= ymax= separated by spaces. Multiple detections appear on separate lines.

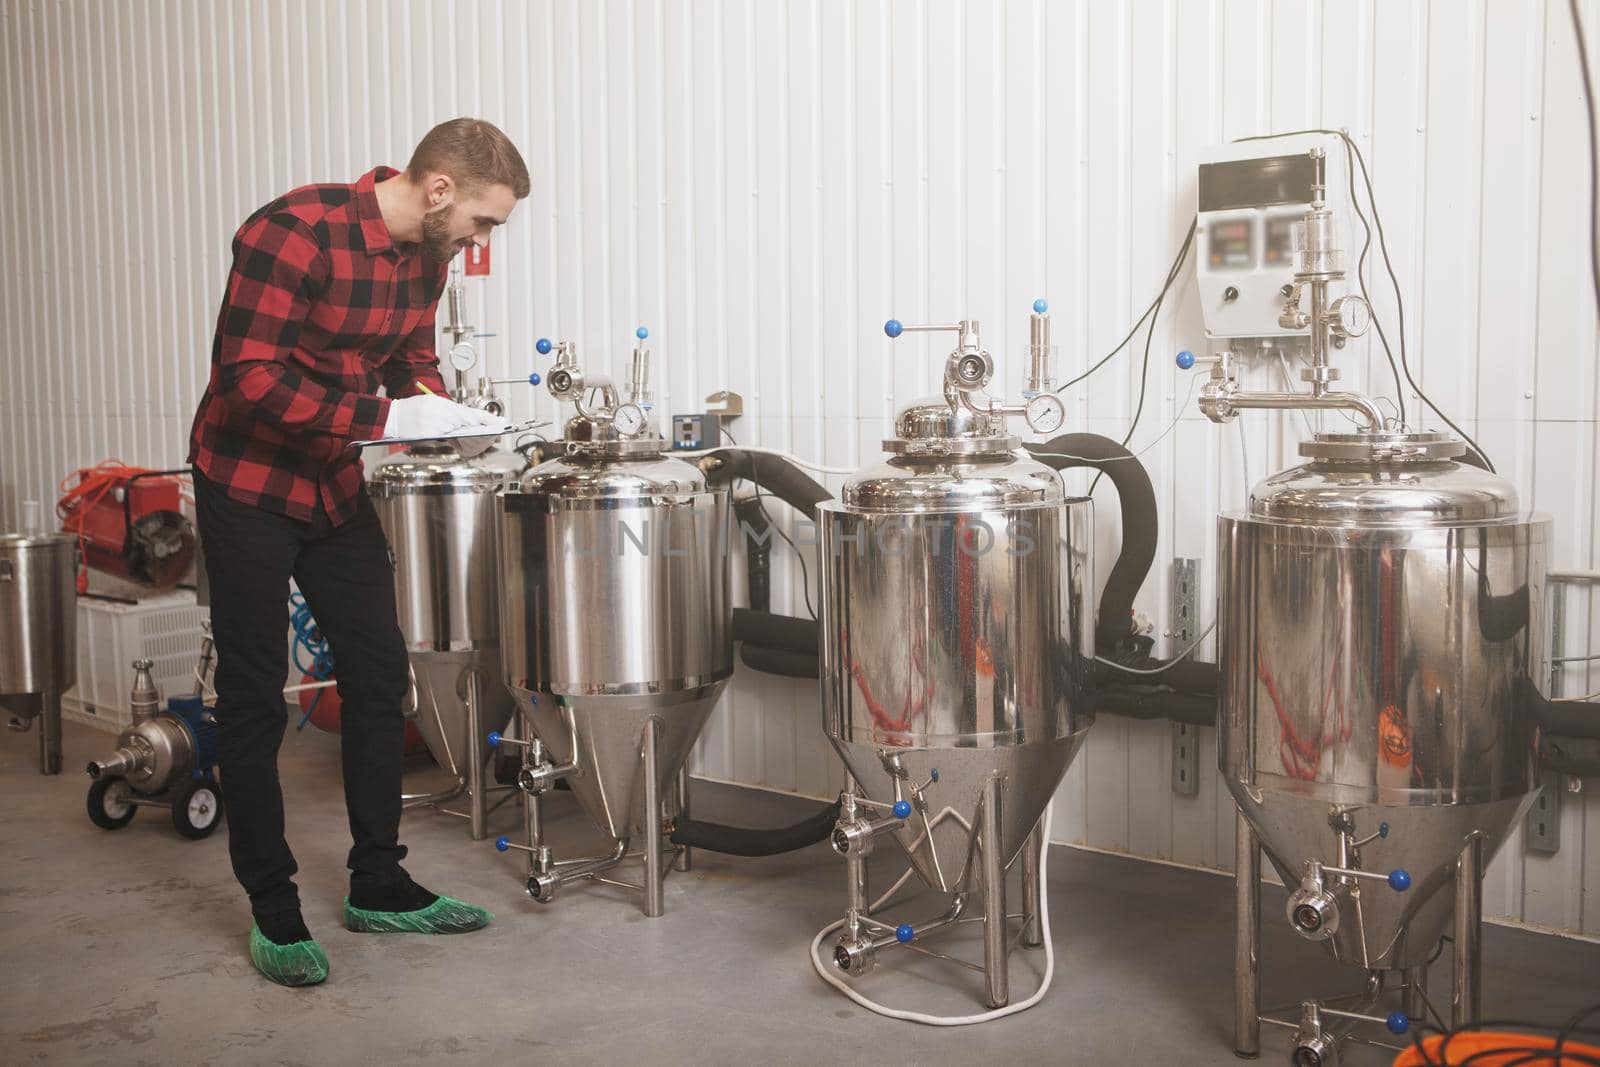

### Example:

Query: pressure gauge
xmin=612 ymin=402 xmax=648 ymax=438
xmin=1328 ymin=295 xmax=1371 ymax=339
xmin=1024 ymin=393 xmax=1066 ymax=435
xmin=448 ymin=342 xmax=478 ymax=373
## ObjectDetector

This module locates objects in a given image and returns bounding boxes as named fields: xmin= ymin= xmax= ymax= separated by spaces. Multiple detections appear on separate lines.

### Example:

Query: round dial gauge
xmin=1024 ymin=393 xmax=1066 ymax=435
xmin=1329 ymin=295 xmax=1371 ymax=338
xmin=447 ymin=343 xmax=478 ymax=372
xmin=612 ymin=402 xmax=648 ymax=438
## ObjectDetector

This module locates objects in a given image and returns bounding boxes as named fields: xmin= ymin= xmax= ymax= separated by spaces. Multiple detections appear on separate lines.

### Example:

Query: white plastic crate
xmin=61 ymin=591 xmax=208 ymax=733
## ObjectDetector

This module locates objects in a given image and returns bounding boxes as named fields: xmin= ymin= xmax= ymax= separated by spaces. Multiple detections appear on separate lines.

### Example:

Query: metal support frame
xmin=1235 ymin=808 xmax=1261 ymax=1058
xmin=979 ymin=775 xmax=1009 ymax=1009
xmin=399 ymin=668 xmax=494 ymax=842
xmin=500 ymin=713 xmax=680 ymax=917
xmin=1452 ymin=834 xmax=1483 ymax=1028
xmin=1020 ymin=820 xmax=1043 ymax=948
xmin=40 ymin=690 xmax=63 ymax=775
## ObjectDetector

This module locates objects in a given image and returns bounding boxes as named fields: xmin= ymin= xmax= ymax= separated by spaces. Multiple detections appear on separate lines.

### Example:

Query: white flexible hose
xmin=808 ymin=806 xmax=1055 ymax=1025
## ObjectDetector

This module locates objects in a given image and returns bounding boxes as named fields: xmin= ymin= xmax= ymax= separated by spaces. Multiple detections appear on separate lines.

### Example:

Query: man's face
xmin=420 ymin=180 xmax=519 ymax=262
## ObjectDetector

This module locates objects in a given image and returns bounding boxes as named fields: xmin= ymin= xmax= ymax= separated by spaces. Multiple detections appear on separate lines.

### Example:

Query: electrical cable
xmin=808 ymin=805 xmax=1054 ymax=1026
xmin=722 ymin=427 xmax=817 ymax=620
xmin=1574 ymin=0 xmax=1600 ymax=319
xmin=1235 ymin=128 xmax=1493 ymax=469
xmin=1094 ymin=619 xmax=1217 ymax=675
xmin=1055 ymin=219 xmax=1198 ymax=396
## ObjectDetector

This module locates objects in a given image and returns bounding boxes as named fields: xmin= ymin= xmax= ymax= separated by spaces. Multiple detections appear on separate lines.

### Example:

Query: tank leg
xmin=466 ymin=671 xmax=487 ymax=841
xmin=1020 ymin=817 xmax=1044 ymax=948
xmin=673 ymin=765 xmax=692 ymax=873
xmin=1452 ymin=833 xmax=1484 ymax=1028
xmin=39 ymin=690 xmax=62 ymax=776
xmin=524 ymin=722 xmax=546 ymax=878
xmin=1235 ymin=807 xmax=1261 ymax=1058
xmin=980 ymin=774 xmax=1009 ymax=1009
xmin=1404 ymin=964 xmax=1428 ymax=1023
xmin=642 ymin=718 xmax=665 ymax=918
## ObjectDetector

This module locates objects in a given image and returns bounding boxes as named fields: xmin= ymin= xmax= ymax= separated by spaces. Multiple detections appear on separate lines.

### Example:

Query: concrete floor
xmin=3 ymin=719 xmax=1596 ymax=1066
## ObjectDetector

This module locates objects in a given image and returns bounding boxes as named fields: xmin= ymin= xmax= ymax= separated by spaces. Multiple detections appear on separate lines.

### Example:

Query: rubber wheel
xmin=87 ymin=776 xmax=136 ymax=830
xmin=170 ymin=778 xmax=223 ymax=839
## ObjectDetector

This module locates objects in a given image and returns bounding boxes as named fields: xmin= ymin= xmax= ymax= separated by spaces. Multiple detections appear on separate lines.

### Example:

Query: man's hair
xmin=406 ymin=118 xmax=531 ymax=199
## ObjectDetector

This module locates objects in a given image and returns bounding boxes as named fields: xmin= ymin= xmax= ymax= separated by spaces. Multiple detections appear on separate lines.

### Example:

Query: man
xmin=187 ymin=118 xmax=529 ymax=987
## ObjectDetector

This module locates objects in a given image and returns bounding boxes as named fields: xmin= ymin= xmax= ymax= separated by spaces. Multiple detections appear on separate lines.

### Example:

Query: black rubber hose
xmin=1095 ymin=684 xmax=1216 ymax=728
xmin=1097 ymin=657 xmax=1218 ymax=695
xmin=740 ymin=644 xmax=819 ymax=679
xmin=1025 ymin=433 xmax=1159 ymax=651
xmin=1534 ymin=693 xmax=1600 ymax=739
xmin=733 ymin=497 xmax=773 ymax=613
xmin=734 ymin=608 xmax=818 ymax=656
xmin=669 ymin=800 xmax=841 ymax=856
xmin=700 ymin=448 xmax=831 ymax=522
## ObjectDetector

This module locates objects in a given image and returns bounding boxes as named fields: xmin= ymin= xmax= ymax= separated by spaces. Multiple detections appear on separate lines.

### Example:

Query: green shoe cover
xmin=342 ymin=893 xmax=493 ymax=934
xmin=248 ymin=925 xmax=329 ymax=987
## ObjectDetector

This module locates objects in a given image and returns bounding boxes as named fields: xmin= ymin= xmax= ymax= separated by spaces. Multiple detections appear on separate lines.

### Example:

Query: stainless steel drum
xmin=368 ymin=444 xmax=519 ymax=793
xmin=1219 ymin=431 xmax=1546 ymax=973
xmin=1 ymin=532 xmax=77 ymax=774
xmin=499 ymin=427 xmax=732 ymax=846
xmin=821 ymin=401 xmax=1095 ymax=892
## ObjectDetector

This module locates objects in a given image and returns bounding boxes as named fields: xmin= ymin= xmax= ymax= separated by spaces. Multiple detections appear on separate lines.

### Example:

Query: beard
xmin=420 ymin=203 xmax=468 ymax=262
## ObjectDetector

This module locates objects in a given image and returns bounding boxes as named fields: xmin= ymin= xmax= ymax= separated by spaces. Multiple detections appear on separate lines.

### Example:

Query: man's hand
xmin=384 ymin=395 xmax=502 ymax=439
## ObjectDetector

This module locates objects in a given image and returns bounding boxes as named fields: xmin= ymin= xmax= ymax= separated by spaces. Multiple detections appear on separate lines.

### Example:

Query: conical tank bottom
xmin=515 ymin=683 xmax=725 ymax=841
xmin=1230 ymin=782 xmax=1536 ymax=969
xmin=830 ymin=733 xmax=1087 ymax=893
xmin=406 ymin=652 xmax=516 ymax=779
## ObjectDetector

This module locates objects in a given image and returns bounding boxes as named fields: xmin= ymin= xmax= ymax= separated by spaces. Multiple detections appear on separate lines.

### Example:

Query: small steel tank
xmin=1219 ymin=431 xmax=1547 ymax=973
xmin=495 ymin=331 xmax=732 ymax=915
xmin=1 ymin=532 xmax=77 ymax=774
xmin=818 ymin=310 xmax=1091 ymax=1009
xmin=369 ymin=443 xmax=520 ymax=834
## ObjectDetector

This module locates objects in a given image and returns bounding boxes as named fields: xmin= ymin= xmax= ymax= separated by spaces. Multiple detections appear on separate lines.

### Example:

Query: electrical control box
xmin=671 ymin=413 xmax=722 ymax=451
xmin=1195 ymin=133 xmax=1350 ymax=341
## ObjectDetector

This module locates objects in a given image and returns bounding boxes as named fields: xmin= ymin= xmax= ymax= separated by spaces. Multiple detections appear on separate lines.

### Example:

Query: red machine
xmin=57 ymin=463 xmax=196 ymax=592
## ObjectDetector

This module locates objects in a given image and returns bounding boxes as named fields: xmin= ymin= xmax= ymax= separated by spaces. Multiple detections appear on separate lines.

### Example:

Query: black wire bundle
xmin=1403 ymin=1001 xmax=1600 ymax=1066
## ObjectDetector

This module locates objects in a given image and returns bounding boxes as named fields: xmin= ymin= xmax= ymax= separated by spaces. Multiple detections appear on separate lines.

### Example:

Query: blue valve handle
xmin=929 ymin=768 xmax=939 ymax=783
xmin=884 ymin=319 xmax=904 ymax=339
xmin=528 ymin=372 xmax=542 ymax=386
xmin=1176 ymin=350 xmax=1195 ymax=370
xmin=536 ymin=337 xmax=553 ymax=355
xmin=895 ymin=923 xmax=915 ymax=944
xmin=636 ymin=326 xmax=649 ymax=340
xmin=1033 ymin=298 xmax=1048 ymax=314
xmin=495 ymin=836 xmax=511 ymax=852
xmin=1386 ymin=1012 xmax=1410 ymax=1035
xmin=486 ymin=731 xmax=502 ymax=748
xmin=1379 ymin=822 xmax=1389 ymax=838
xmin=892 ymin=800 xmax=912 ymax=819
xmin=1388 ymin=868 xmax=1412 ymax=892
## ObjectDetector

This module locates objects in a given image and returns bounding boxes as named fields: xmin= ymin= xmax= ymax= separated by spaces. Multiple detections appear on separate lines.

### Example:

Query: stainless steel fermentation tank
xmin=1 ymin=532 xmax=77 ymax=775
xmin=819 ymin=307 xmax=1092 ymax=1009
xmin=494 ymin=329 xmax=732 ymax=916
xmin=1184 ymin=146 xmax=1548 ymax=1063
xmin=369 ymin=444 xmax=521 ymax=839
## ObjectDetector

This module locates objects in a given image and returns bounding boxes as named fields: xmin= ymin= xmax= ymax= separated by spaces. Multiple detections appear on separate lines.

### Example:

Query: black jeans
xmin=193 ymin=472 xmax=410 ymax=920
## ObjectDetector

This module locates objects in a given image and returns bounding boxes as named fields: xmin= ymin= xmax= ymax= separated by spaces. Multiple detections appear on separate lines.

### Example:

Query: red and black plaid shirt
xmin=188 ymin=166 xmax=449 ymax=524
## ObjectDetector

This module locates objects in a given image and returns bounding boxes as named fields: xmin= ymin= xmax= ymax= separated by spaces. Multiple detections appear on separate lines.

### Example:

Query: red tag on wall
xmin=464 ymin=240 xmax=491 ymax=276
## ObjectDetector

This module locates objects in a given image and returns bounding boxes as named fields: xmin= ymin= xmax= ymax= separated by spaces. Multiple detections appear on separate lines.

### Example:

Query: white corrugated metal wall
xmin=1 ymin=0 xmax=1596 ymax=936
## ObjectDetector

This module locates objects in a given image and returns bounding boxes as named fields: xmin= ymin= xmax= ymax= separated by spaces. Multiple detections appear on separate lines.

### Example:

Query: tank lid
xmin=516 ymin=451 xmax=708 ymax=498
xmin=1251 ymin=432 xmax=1520 ymax=525
xmin=841 ymin=452 xmax=1064 ymax=512
xmin=882 ymin=397 xmax=1019 ymax=457
xmin=1297 ymin=430 xmax=1465 ymax=463
xmin=367 ymin=442 xmax=521 ymax=488
xmin=562 ymin=414 xmax=670 ymax=458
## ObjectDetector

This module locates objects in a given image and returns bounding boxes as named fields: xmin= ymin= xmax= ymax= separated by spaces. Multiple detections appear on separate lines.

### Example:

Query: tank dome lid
xmin=1249 ymin=431 xmax=1521 ymax=525
xmin=367 ymin=442 xmax=521 ymax=491
xmin=883 ymin=397 xmax=1019 ymax=457
xmin=841 ymin=451 xmax=1064 ymax=512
